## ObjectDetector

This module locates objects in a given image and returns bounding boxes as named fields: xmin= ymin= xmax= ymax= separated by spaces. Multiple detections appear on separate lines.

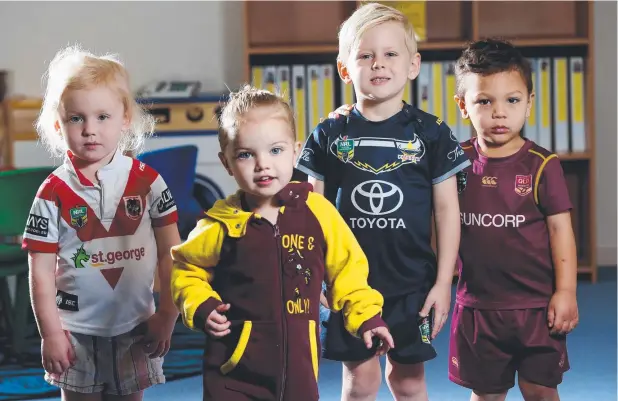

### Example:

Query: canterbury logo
xmin=481 ymin=176 xmax=497 ymax=186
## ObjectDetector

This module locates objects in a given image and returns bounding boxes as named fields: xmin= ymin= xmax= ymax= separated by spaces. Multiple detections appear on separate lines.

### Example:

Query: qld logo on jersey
xmin=330 ymin=135 xmax=426 ymax=174
xmin=514 ymin=174 xmax=532 ymax=196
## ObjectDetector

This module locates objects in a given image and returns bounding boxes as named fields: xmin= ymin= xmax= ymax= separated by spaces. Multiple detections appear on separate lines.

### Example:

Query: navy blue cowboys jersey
xmin=296 ymin=103 xmax=470 ymax=297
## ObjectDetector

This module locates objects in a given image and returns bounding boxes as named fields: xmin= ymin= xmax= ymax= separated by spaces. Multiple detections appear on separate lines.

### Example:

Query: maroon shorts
xmin=448 ymin=304 xmax=569 ymax=394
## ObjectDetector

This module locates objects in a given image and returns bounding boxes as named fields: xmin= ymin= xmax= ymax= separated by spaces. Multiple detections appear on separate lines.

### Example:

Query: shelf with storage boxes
xmin=243 ymin=0 xmax=596 ymax=281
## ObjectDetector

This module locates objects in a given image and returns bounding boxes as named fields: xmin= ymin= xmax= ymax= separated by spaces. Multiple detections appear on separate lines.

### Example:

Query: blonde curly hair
xmin=36 ymin=45 xmax=155 ymax=157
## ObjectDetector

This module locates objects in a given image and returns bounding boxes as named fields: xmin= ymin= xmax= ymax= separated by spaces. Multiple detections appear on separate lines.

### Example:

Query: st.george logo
xmin=123 ymin=196 xmax=143 ymax=220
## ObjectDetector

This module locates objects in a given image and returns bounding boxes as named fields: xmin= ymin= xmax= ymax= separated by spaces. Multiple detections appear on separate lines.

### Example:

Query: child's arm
xmin=29 ymin=252 xmax=75 ymax=374
xmin=547 ymin=211 xmax=578 ymax=334
xmin=421 ymin=120 xmax=470 ymax=338
xmin=306 ymin=193 xmax=385 ymax=335
xmin=171 ymin=218 xmax=226 ymax=332
xmin=154 ymin=224 xmax=181 ymax=316
xmin=536 ymin=155 xmax=578 ymax=335
xmin=420 ymin=176 xmax=461 ymax=338
xmin=419 ymin=175 xmax=460 ymax=339
xmin=133 ymin=224 xmax=182 ymax=358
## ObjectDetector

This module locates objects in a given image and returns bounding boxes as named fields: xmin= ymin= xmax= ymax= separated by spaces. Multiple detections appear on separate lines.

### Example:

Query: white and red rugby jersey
xmin=22 ymin=149 xmax=178 ymax=337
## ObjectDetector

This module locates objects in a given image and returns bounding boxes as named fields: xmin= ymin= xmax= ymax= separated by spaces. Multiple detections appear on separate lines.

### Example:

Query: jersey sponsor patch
xmin=481 ymin=176 xmax=498 ymax=187
xmin=456 ymin=171 xmax=468 ymax=194
xmin=348 ymin=180 xmax=407 ymax=229
xmin=56 ymin=290 xmax=79 ymax=311
xmin=157 ymin=188 xmax=176 ymax=214
xmin=26 ymin=213 xmax=49 ymax=237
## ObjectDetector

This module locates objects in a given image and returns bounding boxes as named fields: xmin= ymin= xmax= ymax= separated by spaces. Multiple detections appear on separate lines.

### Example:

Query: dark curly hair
xmin=455 ymin=38 xmax=533 ymax=97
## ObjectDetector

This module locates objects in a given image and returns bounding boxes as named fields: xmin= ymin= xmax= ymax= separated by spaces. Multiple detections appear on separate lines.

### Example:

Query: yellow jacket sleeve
xmin=170 ymin=217 xmax=226 ymax=330
xmin=306 ymin=192 xmax=384 ymax=337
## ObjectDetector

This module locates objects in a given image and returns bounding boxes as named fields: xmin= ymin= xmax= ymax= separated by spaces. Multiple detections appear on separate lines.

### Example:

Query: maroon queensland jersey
xmin=456 ymin=138 xmax=572 ymax=309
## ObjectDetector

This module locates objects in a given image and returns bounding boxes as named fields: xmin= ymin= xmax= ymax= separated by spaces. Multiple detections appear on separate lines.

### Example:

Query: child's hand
xmin=319 ymin=292 xmax=330 ymax=309
xmin=548 ymin=290 xmax=578 ymax=335
xmin=41 ymin=330 xmax=75 ymax=374
xmin=133 ymin=310 xmax=177 ymax=358
xmin=205 ymin=303 xmax=232 ymax=338
xmin=361 ymin=326 xmax=395 ymax=356
xmin=419 ymin=281 xmax=451 ymax=339
xmin=321 ymin=104 xmax=354 ymax=122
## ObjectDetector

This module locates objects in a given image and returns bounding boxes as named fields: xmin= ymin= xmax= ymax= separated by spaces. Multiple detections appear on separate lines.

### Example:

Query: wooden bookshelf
xmin=243 ymin=1 xmax=597 ymax=282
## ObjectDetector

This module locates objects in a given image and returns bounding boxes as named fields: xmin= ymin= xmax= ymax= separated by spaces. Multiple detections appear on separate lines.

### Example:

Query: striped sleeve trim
xmin=528 ymin=149 xmax=559 ymax=205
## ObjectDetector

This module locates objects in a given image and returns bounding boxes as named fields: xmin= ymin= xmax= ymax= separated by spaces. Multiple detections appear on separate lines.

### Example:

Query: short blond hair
xmin=218 ymin=85 xmax=295 ymax=152
xmin=36 ymin=45 xmax=155 ymax=157
xmin=338 ymin=2 xmax=418 ymax=62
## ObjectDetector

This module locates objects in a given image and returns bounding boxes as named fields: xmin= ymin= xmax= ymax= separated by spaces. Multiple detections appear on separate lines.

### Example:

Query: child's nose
xmin=82 ymin=120 xmax=96 ymax=135
xmin=371 ymin=57 xmax=385 ymax=70
xmin=492 ymin=104 xmax=507 ymax=118
xmin=254 ymin=154 xmax=271 ymax=170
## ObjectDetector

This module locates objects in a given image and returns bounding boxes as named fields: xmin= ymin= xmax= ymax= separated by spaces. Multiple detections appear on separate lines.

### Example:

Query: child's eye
xmin=68 ymin=116 xmax=83 ymax=124
xmin=359 ymin=54 xmax=372 ymax=60
xmin=386 ymin=52 xmax=398 ymax=57
xmin=237 ymin=152 xmax=252 ymax=160
xmin=98 ymin=114 xmax=110 ymax=121
xmin=476 ymin=99 xmax=490 ymax=106
xmin=271 ymin=147 xmax=283 ymax=155
xmin=508 ymin=98 xmax=520 ymax=104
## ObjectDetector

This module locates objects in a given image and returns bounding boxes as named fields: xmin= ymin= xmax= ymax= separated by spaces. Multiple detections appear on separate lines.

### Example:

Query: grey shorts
xmin=45 ymin=330 xmax=165 ymax=395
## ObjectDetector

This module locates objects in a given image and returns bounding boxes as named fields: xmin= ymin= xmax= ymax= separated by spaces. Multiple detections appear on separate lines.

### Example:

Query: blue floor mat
xmin=0 ymin=322 xmax=205 ymax=401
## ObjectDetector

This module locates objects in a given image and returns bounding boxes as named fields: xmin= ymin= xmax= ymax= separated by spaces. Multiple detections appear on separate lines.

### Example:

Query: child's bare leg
xmin=470 ymin=391 xmax=507 ymax=401
xmin=105 ymin=391 xmax=144 ymax=401
xmin=61 ymin=390 xmax=102 ymax=401
xmin=385 ymin=357 xmax=427 ymax=401
xmin=341 ymin=356 xmax=382 ymax=401
xmin=518 ymin=377 xmax=560 ymax=401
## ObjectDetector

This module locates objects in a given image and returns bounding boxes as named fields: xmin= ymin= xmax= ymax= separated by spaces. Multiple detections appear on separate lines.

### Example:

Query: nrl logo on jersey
xmin=330 ymin=135 xmax=426 ymax=174
xmin=69 ymin=206 xmax=88 ymax=228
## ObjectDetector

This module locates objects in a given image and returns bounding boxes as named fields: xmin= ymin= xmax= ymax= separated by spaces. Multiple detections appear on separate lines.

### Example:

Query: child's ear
xmin=526 ymin=92 xmax=535 ymax=119
xmin=293 ymin=141 xmax=302 ymax=158
xmin=122 ymin=112 xmax=131 ymax=131
xmin=337 ymin=60 xmax=353 ymax=84
xmin=408 ymin=52 xmax=421 ymax=81
xmin=454 ymin=95 xmax=469 ymax=119
xmin=218 ymin=152 xmax=233 ymax=176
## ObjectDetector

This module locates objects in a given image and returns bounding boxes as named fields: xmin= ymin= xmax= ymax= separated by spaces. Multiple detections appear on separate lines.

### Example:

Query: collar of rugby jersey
xmin=63 ymin=147 xmax=127 ymax=187
xmin=205 ymin=181 xmax=312 ymax=238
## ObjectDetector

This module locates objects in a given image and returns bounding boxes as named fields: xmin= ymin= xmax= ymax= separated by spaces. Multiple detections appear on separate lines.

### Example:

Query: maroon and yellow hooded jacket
xmin=171 ymin=182 xmax=385 ymax=401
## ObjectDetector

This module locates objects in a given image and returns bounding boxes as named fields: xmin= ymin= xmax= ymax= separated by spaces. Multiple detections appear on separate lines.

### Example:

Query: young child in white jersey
xmin=22 ymin=45 xmax=181 ymax=401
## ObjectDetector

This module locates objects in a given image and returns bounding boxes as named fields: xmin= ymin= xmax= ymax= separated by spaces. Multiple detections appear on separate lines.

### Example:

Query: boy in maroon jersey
xmin=450 ymin=39 xmax=579 ymax=401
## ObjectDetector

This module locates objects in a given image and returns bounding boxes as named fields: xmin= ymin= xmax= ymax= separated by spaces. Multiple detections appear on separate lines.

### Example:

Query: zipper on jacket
xmin=273 ymin=222 xmax=288 ymax=401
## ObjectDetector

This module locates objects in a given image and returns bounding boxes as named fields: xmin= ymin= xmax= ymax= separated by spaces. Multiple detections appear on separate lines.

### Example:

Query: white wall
xmin=1 ymin=1 xmax=615 ymax=265
xmin=0 ymin=1 xmax=245 ymax=96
